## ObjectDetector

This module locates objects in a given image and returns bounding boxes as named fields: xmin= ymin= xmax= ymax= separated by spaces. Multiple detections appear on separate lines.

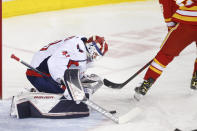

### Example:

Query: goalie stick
xmin=82 ymin=98 xmax=141 ymax=124
xmin=11 ymin=54 xmax=141 ymax=124
xmin=63 ymin=69 xmax=142 ymax=124
xmin=11 ymin=54 xmax=46 ymax=77
xmin=104 ymin=59 xmax=153 ymax=89
xmin=11 ymin=54 xmax=59 ymax=86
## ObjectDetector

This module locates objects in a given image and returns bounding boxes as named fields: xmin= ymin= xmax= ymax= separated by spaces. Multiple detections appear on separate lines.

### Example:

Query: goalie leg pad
xmin=10 ymin=92 xmax=89 ymax=119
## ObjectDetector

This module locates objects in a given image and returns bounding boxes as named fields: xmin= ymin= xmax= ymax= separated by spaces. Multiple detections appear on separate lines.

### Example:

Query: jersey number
xmin=40 ymin=40 xmax=62 ymax=51
xmin=40 ymin=36 xmax=75 ymax=51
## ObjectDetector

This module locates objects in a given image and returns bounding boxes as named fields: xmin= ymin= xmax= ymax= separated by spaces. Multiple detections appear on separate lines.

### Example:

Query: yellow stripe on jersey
xmin=165 ymin=18 xmax=172 ymax=22
xmin=179 ymin=6 xmax=197 ymax=11
xmin=153 ymin=58 xmax=166 ymax=68
xmin=150 ymin=65 xmax=162 ymax=75
xmin=195 ymin=59 xmax=197 ymax=63
xmin=173 ymin=13 xmax=197 ymax=22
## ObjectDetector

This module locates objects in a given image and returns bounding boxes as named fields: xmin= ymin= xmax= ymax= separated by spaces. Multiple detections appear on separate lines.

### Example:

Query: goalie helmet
xmin=85 ymin=36 xmax=108 ymax=61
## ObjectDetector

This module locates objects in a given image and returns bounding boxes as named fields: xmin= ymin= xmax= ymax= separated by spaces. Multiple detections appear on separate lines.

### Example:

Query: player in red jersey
xmin=134 ymin=0 xmax=197 ymax=100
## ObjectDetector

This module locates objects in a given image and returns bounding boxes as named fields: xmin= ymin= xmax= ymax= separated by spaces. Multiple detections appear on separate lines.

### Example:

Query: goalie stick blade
xmin=118 ymin=107 xmax=142 ymax=124
xmin=103 ymin=79 xmax=123 ymax=89
xmin=82 ymin=99 xmax=119 ymax=124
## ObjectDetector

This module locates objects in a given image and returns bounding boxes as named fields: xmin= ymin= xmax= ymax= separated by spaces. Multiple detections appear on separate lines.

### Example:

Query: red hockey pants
xmin=144 ymin=23 xmax=197 ymax=81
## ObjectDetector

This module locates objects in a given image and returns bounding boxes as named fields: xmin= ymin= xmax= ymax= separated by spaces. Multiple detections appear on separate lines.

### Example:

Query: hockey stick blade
xmin=83 ymin=99 xmax=141 ymax=124
xmin=118 ymin=107 xmax=142 ymax=124
xmin=104 ymin=59 xmax=153 ymax=89
xmin=103 ymin=79 xmax=123 ymax=89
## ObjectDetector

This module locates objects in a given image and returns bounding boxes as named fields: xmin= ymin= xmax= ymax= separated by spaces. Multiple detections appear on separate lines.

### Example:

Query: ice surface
xmin=2 ymin=1 xmax=197 ymax=131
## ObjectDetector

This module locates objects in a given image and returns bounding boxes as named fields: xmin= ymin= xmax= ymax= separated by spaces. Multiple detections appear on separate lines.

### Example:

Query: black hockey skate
xmin=191 ymin=72 xmax=197 ymax=90
xmin=134 ymin=78 xmax=154 ymax=101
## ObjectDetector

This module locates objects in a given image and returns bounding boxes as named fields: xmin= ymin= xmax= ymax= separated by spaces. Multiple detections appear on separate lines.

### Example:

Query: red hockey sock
xmin=144 ymin=67 xmax=161 ymax=81
xmin=144 ymin=51 xmax=174 ymax=81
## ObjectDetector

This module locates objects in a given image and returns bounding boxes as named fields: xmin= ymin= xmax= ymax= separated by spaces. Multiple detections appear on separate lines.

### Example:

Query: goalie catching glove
xmin=80 ymin=74 xmax=103 ymax=95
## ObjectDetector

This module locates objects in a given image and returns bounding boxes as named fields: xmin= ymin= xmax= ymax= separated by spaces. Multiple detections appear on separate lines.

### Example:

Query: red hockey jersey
xmin=159 ymin=0 xmax=197 ymax=25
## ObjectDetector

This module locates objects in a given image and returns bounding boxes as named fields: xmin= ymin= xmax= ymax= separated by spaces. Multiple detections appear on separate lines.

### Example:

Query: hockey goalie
xmin=10 ymin=35 xmax=108 ymax=119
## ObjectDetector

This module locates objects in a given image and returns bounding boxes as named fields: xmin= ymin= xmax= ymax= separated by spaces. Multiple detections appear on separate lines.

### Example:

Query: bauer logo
xmin=34 ymin=96 xmax=54 ymax=99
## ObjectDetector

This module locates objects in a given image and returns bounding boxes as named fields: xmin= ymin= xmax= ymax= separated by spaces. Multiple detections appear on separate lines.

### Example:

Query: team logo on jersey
xmin=62 ymin=51 xmax=70 ymax=57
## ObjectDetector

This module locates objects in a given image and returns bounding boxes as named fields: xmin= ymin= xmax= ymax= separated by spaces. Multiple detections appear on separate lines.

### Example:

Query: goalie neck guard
xmin=85 ymin=36 xmax=108 ymax=62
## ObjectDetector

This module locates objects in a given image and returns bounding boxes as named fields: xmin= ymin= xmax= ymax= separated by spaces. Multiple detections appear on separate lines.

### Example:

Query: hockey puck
xmin=174 ymin=128 xmax=182 ymax=131
xmin=109 ymin=110 xmax=117 ymax=114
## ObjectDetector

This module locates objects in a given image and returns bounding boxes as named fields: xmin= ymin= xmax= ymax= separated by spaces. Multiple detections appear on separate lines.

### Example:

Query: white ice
xmin=2 ymin=0 xmax=197 ymax=131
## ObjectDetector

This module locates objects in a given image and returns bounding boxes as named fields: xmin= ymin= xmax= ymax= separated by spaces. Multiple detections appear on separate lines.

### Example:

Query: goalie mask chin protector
xmin=86 ymin=36 xmax=108 ymax=62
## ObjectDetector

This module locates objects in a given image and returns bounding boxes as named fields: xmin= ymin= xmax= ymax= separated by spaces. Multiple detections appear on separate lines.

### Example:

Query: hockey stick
xmin=104 ymin=59 xmax=153 ymax=89
xmin=11 ymin=54 xmax=49 ymax=78
xmin=63 ymin=69 xmax=142 ymax=124
xmin=11 ymin=54 xmax=59 ymax=86
xmin=82 ymin=98 xmax=141 ymax=124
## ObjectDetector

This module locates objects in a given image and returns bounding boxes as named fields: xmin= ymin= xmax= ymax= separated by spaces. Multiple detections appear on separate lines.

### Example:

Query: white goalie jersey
xmin=30 ymin=36 xmax=89 ymax=83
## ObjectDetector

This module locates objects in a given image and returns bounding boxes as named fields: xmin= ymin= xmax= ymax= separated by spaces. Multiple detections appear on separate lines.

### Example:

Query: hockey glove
xmin=81 ymin=74 xmax=103 ymax=95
